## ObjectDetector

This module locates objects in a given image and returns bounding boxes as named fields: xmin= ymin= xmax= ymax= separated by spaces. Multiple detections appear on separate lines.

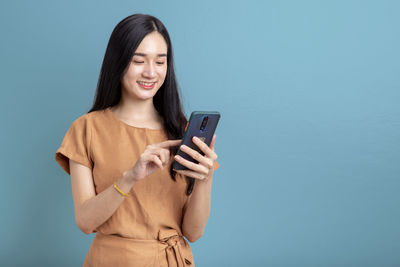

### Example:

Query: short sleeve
xmin=213 ymin=160 xmax=220 ymax=171
xmin=55 ymin=116 xmax=93 ymax=175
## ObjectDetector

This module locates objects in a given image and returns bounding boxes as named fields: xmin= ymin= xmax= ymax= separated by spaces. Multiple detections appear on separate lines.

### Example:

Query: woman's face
xmin=121 ymin=31 xmax=168 ymax=100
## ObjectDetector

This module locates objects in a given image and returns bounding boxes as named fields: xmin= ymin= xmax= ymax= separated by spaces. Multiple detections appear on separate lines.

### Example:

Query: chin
xmin=134 ymin=89 xmax=157 ymax=100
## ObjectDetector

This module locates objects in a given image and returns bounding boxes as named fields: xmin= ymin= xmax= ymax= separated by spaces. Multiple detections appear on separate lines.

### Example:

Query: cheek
xmin=159 ymin=67 xmax=167 ymax=80
xmin=123 ymin=68 xmax=141 ymax=84
xmin=129 ymin=67 xmax=142 ymax=79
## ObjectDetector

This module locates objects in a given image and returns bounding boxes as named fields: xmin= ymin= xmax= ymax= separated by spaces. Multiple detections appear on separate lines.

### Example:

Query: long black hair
xmin=88 ymin=14 xmax=195 ymax=195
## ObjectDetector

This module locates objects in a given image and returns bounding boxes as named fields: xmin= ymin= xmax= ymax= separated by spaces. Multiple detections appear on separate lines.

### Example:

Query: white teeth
xmin=138 ymin=81 xmax=155 ymax=86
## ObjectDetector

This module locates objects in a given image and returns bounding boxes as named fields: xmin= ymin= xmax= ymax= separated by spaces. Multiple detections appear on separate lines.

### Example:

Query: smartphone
xmin=172 ymin=111 xmax=220 ymax=171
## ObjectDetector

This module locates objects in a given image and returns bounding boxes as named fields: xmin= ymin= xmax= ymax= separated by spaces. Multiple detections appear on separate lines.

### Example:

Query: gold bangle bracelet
xmin=113 ymin=180 xmax=130 ymax=197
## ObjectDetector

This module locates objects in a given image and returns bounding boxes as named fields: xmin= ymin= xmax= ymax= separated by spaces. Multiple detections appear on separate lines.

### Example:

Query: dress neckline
xmin=106 ymin=107 xmax=165 ymax=132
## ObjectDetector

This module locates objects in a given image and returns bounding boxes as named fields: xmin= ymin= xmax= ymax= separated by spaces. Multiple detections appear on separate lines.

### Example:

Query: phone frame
xmin=172 ymin=111 xmax=220 ymax=171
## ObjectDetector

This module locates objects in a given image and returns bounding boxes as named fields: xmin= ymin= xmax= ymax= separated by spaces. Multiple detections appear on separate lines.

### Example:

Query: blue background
xmin=1 ymin=0 xmax=399 ymax=266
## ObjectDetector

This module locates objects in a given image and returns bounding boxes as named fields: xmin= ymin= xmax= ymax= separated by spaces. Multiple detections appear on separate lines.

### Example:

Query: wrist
xmin=122 ymin=169 xmax=138 ymax=184
xmin=197 ymin=174 xmax=213 ymax=186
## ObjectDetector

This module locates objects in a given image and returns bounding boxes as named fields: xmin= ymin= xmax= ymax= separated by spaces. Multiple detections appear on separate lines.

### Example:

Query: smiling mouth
xmin=137 ymin=81 xmax=156 ymax=86
xmin=137 ymin=81 xmax=156 ymax=89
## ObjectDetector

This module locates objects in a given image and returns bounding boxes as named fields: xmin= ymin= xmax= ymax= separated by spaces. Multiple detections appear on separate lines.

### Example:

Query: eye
xmin=133 ymin=60 xmax=144 ymax=64
xmin=156 ymin=62 xmax=165 ymax=65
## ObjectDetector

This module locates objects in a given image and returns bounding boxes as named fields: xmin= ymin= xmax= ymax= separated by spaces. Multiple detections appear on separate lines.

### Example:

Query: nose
xmin=142 ymin=62 xmax=156 ymax=79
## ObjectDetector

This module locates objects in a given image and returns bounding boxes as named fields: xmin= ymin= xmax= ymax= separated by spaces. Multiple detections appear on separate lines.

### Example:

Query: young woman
xmin=55 ymin=14 xmax=220 ymax=267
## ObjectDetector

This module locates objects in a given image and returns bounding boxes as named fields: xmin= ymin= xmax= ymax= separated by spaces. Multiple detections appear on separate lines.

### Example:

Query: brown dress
xmin=55 ymin=107 xmax=220 ymax=267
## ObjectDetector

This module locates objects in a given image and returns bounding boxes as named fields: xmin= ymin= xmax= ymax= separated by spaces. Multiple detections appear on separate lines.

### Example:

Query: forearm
xmin=77 ymin=171 xmax=136 ymax=234
xmin=182 ymin=175 xmax=213 ymax=242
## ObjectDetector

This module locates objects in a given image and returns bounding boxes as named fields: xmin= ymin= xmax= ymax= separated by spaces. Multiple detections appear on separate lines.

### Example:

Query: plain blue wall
xmin=1 ymin=0 xmax=399 ymax=266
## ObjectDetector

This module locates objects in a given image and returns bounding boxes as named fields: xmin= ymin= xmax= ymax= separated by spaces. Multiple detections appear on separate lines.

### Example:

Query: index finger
xmin=156 ymin=139 xmax=182 ymax=148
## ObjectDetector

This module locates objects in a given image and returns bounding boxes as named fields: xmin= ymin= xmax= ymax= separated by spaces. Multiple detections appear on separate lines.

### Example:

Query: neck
xmin=112 ymin=93 xmax=161 ymax=124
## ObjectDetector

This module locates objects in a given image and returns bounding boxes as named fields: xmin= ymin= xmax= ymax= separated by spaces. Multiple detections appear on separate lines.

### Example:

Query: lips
xmin=137 ymin=81 xmax=156 ymax=89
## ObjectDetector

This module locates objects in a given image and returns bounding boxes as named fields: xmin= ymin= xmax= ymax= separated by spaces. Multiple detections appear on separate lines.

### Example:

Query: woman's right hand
xmin=127 ymin=139 xmax=182 ymax=182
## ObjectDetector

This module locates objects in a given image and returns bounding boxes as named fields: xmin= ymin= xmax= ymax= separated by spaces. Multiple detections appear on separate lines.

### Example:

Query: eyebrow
xmin=133 ymin=53 xmax=167 ymax=57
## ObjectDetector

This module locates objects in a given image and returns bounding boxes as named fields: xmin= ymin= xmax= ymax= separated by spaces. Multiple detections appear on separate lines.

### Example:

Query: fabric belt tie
xmin=157 ymin=229 xmax=192 ymax=267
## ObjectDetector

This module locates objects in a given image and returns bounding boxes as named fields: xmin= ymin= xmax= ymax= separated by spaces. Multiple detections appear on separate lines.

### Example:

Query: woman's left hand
xmin=173 ymin=134 xmax=218 ymax=181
